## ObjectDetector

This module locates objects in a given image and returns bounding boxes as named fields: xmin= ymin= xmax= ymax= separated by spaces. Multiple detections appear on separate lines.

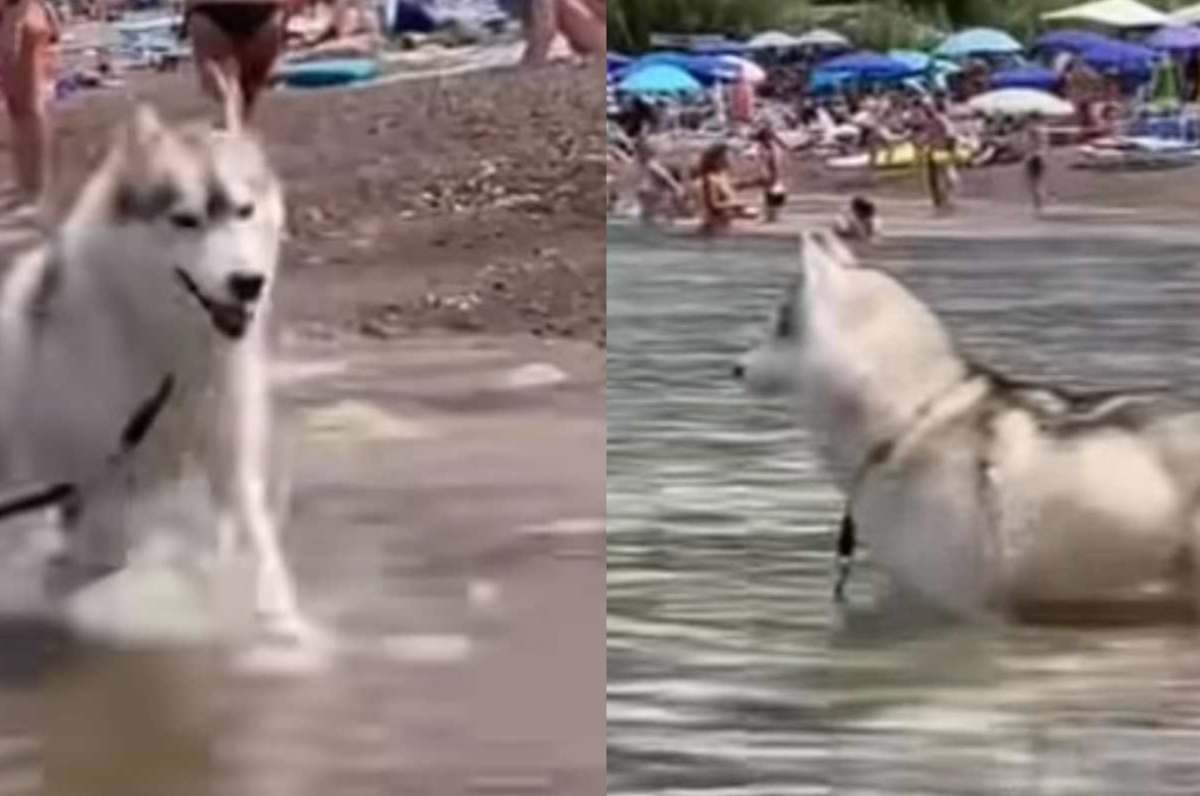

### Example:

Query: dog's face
xmin=94 ymin=106 xmax=285 ymax=341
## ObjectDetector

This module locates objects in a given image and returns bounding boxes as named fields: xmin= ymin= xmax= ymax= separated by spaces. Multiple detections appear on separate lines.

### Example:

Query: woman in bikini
xmin=0 ymin=0 xmax=60 ymax=208
xmin=185 ymin=0 xmax=292 ymax=120
xmin=695 ymin=142 xmax=753 ymax=237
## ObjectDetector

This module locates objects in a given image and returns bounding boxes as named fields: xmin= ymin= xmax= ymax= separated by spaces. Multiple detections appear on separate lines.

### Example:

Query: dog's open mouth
xmin=174 ymin=269 xmax=252 ymax=340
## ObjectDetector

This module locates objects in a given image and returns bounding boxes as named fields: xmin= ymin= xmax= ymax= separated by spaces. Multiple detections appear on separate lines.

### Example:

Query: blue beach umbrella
xmin=817 ymin=51 xmax=921 ymax=81
xmin=1146 ymin=25 xmax=1200 ymax=53
xmin=990 ymin=66 xmax=1061 ymax=91
xmin=618 ymin=64 xmax=704 ymax=96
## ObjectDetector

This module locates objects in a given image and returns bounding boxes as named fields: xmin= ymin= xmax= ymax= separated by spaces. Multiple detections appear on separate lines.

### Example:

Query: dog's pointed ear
xmin=124 ymin=104 xmax=164 ymax=150
xmin=801 ymin=229 xmax=849 ymax=292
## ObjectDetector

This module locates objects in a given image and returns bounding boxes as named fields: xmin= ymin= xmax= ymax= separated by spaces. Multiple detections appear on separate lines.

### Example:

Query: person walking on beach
xmin=1023 ymin=113 xmax=1048 ymax=216
xmin=184 ymin=0 xmax=291 ymax=120
xmin=918 ymin=99 xmax=956 ymax=213
xmin=695 ymin=142 xmax=752 ymax=237
xmin=0 ymin=0 xmax=61 ymax=210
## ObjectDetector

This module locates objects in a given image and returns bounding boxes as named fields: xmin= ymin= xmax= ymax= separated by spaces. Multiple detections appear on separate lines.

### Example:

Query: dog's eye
xmin=235 ymin=203 xmax=255 ymax=220
xmin=169 ymin=213 xmax=202 ymax=230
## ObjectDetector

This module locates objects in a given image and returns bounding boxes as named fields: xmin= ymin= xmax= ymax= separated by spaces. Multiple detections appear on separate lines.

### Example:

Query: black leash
xmin=0 ymin=374 xmax=175 ymax=523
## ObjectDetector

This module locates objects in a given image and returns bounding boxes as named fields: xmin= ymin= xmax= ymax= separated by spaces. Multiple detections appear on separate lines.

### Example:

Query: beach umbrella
xmin=888 ymin=50 xmax=962 ymax=74
xmin=617 ymin=64 xmax=704 ymax=96
xmin=1032 ymin=29 xmax=1114 ymax=54
xmin=794 ymin=28 xmax=851 ymax=49
xmin=817 ymin=51 xmax=920 ymax=81
xmin=968 ymin=88 xmax=1075 ymax=116
xmin=1042 ymin=0 xmax=1169 ymax=29
xmin=630 ymin=52 xmax=739 ymax=86
xmin=746 ymin=30 xmax=801 ymax=49
xmin=989 ymin=66 xmax=1061 ymax=91
xmin=1173 ymin=2 xmax=1200 ymax=23
xmin=1076 ymin=38 xmax=1156 ymax=75
xmin=1146 ymin=25 xmax=1200 ymax=53
xmin=719 ymin=55 xmax=767 ymax=84
xmin=935 ymin=27 xmax=1022 ymax=58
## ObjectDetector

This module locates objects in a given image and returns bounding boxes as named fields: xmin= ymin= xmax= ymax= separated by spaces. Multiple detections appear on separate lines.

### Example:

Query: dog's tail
xmin=205 ymin=63 xmax=244 ymax=134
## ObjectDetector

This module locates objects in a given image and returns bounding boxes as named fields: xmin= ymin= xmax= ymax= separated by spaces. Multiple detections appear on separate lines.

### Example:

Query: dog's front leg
xmin=217 ymin=340 xmax=315 ymax=643
xmin=46 ymin=487 xmax=130 ymax=598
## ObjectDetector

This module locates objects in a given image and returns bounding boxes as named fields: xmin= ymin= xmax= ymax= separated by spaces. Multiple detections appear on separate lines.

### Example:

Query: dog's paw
xmin=258 ymin=609 xmax=335 ymax=651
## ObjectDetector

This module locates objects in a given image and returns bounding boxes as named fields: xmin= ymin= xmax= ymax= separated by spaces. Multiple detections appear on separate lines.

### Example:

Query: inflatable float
xmin=827 ymin=142 xmax=974 ymax=171
xmin=277 ymin=58 xmax=381 ymax=89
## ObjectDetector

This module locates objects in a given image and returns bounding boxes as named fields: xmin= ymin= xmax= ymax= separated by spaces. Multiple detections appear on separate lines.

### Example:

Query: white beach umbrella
xmin=968 ymin=88 xmax=1075 ymax=117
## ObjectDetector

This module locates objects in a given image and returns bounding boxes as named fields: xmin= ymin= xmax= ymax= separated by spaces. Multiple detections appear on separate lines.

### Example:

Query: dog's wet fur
xmin=737 ymin=230 xmax=1200 ymax=622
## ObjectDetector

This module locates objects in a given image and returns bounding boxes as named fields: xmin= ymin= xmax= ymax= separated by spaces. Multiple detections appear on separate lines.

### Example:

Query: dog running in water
xmin=0 ymin=74 xmax=316 ymax=643
xmin=736 ymin=230 xmax=1200 ymax=621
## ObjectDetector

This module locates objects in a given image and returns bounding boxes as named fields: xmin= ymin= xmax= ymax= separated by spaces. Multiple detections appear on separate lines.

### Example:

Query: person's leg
xmin=188 ymin=10 xmax=241 ymax=110
xmin=0 ymin=3 xmax=54 ymax=203
xmin=235 ymin=9 xmax=284 ymax=120
xmin=554 ymin=0 xmax=604 ymax=58
xmin=521 ymin=0 xmax=556 ymax=66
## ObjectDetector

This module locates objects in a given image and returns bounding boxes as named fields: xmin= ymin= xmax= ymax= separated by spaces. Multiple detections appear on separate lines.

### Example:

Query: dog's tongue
xmin=211 ymin=304 xmax=250 ymax=340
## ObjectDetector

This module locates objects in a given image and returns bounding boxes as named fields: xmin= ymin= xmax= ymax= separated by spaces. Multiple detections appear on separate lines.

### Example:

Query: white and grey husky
xmin=0 ymin=84 xmax=313 ymax=641
xmin=736 ymin=230 xmax=1200 ymax=620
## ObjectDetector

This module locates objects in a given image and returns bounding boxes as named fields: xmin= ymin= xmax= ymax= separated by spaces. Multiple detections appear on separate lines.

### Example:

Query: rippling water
xmin=607 ymin=215 xmax=1200 ymax=795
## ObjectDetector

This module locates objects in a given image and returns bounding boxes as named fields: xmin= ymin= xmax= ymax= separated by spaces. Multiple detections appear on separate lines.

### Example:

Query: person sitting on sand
xmin=633 ymin=136 xmax=686 ymax=228
xmin=500 ymin=0 xmax=605 ymax=67
xmin=834 ymin=196 xmax=880 ymax=242
xmin=185 ymin=0 xmax=288 ymax=120
xmin=0 ymin=0 xmax=61 ymax=209
xmin=288 ymin=0 xmax=381 ymax=61
xmin=695 ymin=142 xmax=753 ymax=236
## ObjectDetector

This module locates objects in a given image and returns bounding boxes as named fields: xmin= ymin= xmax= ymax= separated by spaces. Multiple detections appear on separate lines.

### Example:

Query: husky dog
xmin=735 ymin=230 xmax=1200 ymax=619
xmin=0 ymin=83 xmax=314 ymax=641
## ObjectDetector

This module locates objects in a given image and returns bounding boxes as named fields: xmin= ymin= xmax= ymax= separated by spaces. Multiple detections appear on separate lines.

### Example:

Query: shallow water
xmin=0 ymin=333 xmax=605 ymax=795
xmin=606 ymin=215 xmax=1200 ymax=795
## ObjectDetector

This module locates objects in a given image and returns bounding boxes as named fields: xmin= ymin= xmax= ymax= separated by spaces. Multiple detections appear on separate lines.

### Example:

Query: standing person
xmin=633 ymin=136 xmax=685 ymax=227
xmin=751 ymin=123 xmax=789 ymax=223
xmin=0 ymin=0 xmax=60 ymax=210
xmin=184 ymin=0 xmax=291 ymax=121
xmin=918 ymin=99 xmax=956 ymax=213
xmin=1023 ymin=113 xmax=1048 ymax=216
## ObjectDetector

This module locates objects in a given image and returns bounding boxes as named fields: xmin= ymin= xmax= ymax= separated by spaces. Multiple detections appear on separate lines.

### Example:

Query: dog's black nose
xmin=732 ymin=364 xmax=745 ymax=380
xmin=227 ymin=272 xmax=265 ymax=303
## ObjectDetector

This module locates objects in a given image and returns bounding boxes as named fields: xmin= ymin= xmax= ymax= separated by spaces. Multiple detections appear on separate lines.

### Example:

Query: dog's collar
xmin=849 ymin=367 xmax=992 ymax=496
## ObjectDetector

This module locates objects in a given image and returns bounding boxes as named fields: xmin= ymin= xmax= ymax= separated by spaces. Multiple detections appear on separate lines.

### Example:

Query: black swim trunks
xmin=187 ymin=3 xmax=280 ymax=41
xmin=765 ymin=187 xmax=787 ymax=209
xmin=1025 ymin=153 xmax=1045 ymax=180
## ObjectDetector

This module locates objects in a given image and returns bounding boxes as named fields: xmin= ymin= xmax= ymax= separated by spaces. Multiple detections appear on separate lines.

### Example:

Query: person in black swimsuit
xmin=185 ymin=0 xmax=288 ymax=120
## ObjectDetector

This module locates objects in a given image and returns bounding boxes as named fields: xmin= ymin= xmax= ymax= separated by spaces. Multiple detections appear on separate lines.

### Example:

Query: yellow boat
xmin=827 ymin=142 xmax=974 ymax=171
